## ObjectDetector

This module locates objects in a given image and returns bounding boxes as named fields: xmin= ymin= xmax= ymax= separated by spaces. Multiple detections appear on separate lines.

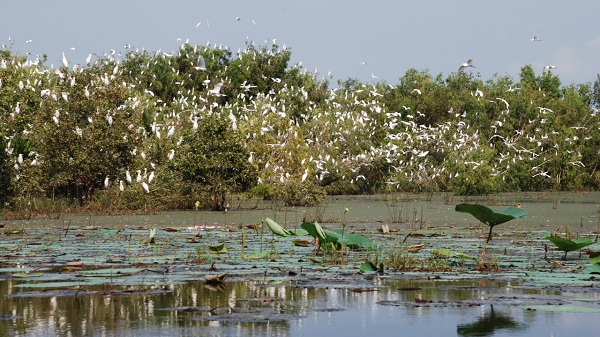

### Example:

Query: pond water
xmin=1 ymin=277 xmax=599 ymax=337
xmin=1 ymin=192 xmax=599 ymax=336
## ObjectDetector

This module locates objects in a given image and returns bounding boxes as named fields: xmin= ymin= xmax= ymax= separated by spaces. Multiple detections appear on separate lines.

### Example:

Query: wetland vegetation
xmin=1 ymin=41 xmax=599 ymax=335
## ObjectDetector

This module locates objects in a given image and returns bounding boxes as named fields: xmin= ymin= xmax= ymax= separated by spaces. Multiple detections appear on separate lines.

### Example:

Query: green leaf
xmin=455 ymin=204 xmax=526 ymax=226
xmin=330 ymin=229 xmax=372 ymax=249
xmin=12 ymin=272 xmax=44 ymax=278
xmin=209 ymin=243 xmax=228 ymax=254
xmin=433 ymin=248 xmax=476 ymax=261
xmin=265 ymin=218 xmax=292 ymax=237
xmin=544 ymin=234 xmax=594 ymax=252
xmin=287 ymin=228 xmax=309 ymax=236
xmin=359 ymin=261 xmax=378 ymax=274
xmin=584 ymin=262 xmax=600 ymax=274
xmin=300 ymin=221 xmax=328 ymax=242
xmin=589 ymin=251 xmax=600 ymax=264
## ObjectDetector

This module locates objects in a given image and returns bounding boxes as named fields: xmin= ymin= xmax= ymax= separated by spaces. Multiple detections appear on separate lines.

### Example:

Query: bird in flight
xmin=458 ymin=58 xmax=475 ymax=72
xmin=543 ymin=65 xmax=556 ymax=71
xmin=531 ymin=36 xmax=542 ymax=42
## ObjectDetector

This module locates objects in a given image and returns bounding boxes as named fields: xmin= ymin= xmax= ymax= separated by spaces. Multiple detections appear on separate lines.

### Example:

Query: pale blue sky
xmin=2 ymin=1 xmax=599 ymax=86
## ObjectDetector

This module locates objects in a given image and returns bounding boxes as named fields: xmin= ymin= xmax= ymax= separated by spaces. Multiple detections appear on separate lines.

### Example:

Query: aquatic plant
xmin=455 ymin=203 xmax=528 ymax=243
xmin=544 ymin=233 xmax=594 ymax=260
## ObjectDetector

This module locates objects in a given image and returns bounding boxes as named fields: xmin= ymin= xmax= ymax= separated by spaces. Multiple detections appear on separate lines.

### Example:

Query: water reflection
xmin=1 ymin=277 xmax=599 ymax=336
xmin=457 ymin=305 xmax=526 ymax=336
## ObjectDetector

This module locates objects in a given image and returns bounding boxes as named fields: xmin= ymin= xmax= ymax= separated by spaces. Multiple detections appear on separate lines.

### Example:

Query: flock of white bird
xmin=1 ymin=30 xmax=597 ymax=200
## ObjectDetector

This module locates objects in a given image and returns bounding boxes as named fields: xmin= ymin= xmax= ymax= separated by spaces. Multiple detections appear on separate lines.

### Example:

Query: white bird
xmin=86 ymin=54 xmax=92 ymax=66
xmin=531 ymin=36 xmax=542 ymax=42
xmin=209 ymin=82 xmax=223 ymax=96
xmin=142 ymin=182 xmax=150 ymax=193
xmin=119 ymin=180 xmax=124 ymax=192
xmin=168 ymin=149 xmax=175 ymax=161
xmin=62 ymin=52 xmax=68 ymax=68
xmin=136 ymin=170 xmax=142 ymax=183
xmin=458 ymin=58 xmax=475 ymax=72
xmin=104 ymin=176 xmax=110 ymax=188
xmin=126 ymin=170 xmax=132 ymax=184
xmin=301 ymin=168 xmax=309 ymax=182
xmin=148 ymin=171 xmax=155 ymax=183
xmin=543 ymin=65 xmax=556 ymax=71
xmin=194 ymin=55 xmax=206 ymax=70
xmin=411 ymin=88 xmax=422 ymax=95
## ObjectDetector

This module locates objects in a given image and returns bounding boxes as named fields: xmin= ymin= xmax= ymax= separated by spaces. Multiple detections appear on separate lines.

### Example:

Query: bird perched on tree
xmin=458 ymin=58 xmax=476 ymax=72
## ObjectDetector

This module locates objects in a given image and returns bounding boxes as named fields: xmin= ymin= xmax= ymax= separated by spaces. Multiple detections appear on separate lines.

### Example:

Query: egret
xmin=62 ymin=52 xmax=68 ymax=68
xmin=531 ymin=36 xmax=542 ymax=42
xmin=126 ymin=170 xmax=132 ymax=184
xmin=458 ymin=58 xmax=475 ymax=72
xmin=104 ymin=176 xmax=110 ymax=188
xmin=119 ymin=180 xmax=124 ymax=192
xmin=209 ymin=82 xmax=223 ymax=96
xmin=194 ymin=55 xmax=206 ymax=70
xmin=148 ymin=171 xmax=155 ymax=183
xmin=543 ymin=65 xmax=556 ymax=71
xmin=142 ymin=182 xmax=150 ymax=193
xmin=168 ymin=149 xmax=175 ymax=161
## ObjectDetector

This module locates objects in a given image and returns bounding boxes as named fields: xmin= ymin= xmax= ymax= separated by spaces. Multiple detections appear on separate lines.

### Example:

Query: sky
xmin=2 ymin=1 xmax=600 ymax=86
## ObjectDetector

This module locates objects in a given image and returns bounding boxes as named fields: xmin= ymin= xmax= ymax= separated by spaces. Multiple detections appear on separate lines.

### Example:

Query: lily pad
xmin=584 ymin=262 xmax=600 ymax=274
xmin=433 ymin=248 xmax=476 ymax=261
xmin=359 ymin=261 xmax=378 ymax=274
xmin=589 ymin=251 xmax=600 ymax=264
xmin=12 ymin=272 xmax=44 ymax=278
xmin=209 ymin=243 xmax=228 ymax=254
xmin=517 ymin=305 xmax=600 ymax=313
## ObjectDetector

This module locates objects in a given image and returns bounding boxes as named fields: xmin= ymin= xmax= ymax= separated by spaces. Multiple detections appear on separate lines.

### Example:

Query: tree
xmin=174 ymin=113 xmax=257 ymax=210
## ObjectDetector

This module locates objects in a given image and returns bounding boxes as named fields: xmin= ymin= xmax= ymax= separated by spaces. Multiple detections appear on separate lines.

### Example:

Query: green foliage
xmin=0 ymin=42 xmax=599 ymax=213
xmin=456 ymin=204 xmax=528 ymax=242
xmin=544 ymin=233 xmax=594 ymax=259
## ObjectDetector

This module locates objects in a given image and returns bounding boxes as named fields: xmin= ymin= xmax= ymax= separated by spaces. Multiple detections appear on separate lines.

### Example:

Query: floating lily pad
xmin=517 ymin=305 xmax=600 ymax=313
xmin=359 ymin=261 xmax=378 ymax=274
xmin=12 ymin=272 xmax=44 ymax=278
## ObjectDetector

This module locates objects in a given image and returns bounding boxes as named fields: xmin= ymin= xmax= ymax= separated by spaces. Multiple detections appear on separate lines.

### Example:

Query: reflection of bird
xmin=458 ymin=58 xmax=476 ymax=72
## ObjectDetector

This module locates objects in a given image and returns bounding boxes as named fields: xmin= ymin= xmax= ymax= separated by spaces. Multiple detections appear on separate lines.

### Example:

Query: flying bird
xmin=531 ymin=36 xmax=542 ymax=42
xmin=209 ymin=82 xmax=224 ymax=96
xmin=458 ymin=58 xmax=475 ymax=72
xmin=543 ymin=65 xmax=556 ymax=71
xmin=194 ymin=55 xmax=206 ymax=70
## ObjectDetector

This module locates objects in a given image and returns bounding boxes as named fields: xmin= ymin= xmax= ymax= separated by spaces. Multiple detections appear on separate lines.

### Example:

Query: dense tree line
xmin=0 ymin=43 xmax=598 ymax=212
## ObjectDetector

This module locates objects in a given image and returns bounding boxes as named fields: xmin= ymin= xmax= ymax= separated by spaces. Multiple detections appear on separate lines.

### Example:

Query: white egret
xmin=195 ymin=55 xmax=206 ymax=70
xmin=458 ymin=58 xmax=475 ymax=72
xmin=209 ymin=82 xmax=223 ymax=96
xmin=531 ymin=36 xmax=542 ymax=42
xmin=142 ymin=182 xmax=150 ymax=193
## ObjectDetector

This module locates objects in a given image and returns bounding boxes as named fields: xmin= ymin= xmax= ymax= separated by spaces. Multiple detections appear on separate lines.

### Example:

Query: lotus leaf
xmin=544 ymin=234 xmax=594 ymax=260
xmin=359 ymin=261 xmax=378 ymax=274
xmin=456 ymin=204 xmax=527 ymax=243
xmin=265 ymin=218 xmax=292 ymax=237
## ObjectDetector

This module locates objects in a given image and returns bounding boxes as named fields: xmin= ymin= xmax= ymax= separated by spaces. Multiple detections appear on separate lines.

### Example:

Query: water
xmin=1 ymin=192 xmax=599 ymax=336
xmin=1 ymin=278 xmax=599 ymax=336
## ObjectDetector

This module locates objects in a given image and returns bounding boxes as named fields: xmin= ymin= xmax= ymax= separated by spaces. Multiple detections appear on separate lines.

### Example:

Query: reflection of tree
xmin=457 ymin=305 xmax=526 ymax=337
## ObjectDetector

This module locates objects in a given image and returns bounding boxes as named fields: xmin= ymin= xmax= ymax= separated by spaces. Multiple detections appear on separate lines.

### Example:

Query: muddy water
xmin=1 ymin=192 xmax=599 ymax=336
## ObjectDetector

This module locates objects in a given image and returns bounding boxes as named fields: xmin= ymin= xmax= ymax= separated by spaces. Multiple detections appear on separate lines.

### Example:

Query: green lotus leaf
xmin=359 ymin=261 xmax=378 ymax=273
xmin=265 ymin=218 xmax=292 ymax=237
xmin=589 ymin=251 xmax=600 ymax=264
xmin=456 ymin=204 xmax=527 ymax=243
xmin=544 ymin=234 xmax=593 ymax=252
